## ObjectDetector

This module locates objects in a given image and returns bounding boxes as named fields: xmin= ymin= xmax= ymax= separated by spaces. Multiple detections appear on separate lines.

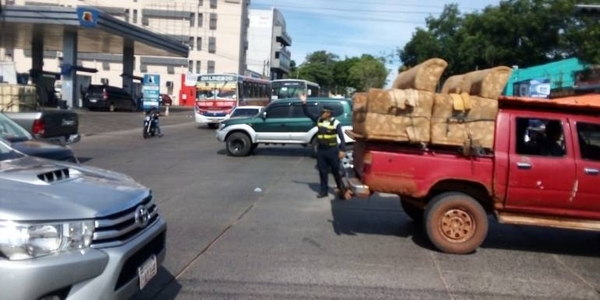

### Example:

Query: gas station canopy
xmin=0 ymin=4 xmax=189 ymax=58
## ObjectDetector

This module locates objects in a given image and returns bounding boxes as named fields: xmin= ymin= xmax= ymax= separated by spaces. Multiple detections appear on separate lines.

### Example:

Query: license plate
xmin=138 ymin=255 xmax=157 ymax=290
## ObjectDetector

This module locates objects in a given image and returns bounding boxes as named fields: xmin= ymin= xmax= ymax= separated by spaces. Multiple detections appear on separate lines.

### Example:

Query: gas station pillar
xmin=122 ymin=41 xmax=135 ymax=97
xmin=61 ymin=30 xmax=78 ymax=109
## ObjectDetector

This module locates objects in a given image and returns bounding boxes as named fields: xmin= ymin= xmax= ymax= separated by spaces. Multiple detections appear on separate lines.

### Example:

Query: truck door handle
xmin=585 ymin=168 xmax=599 ymax=175
xmin=517 ymin=162 xmax=532 ymax=169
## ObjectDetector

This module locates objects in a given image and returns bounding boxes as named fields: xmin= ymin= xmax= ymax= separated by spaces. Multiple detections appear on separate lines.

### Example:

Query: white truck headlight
xmin=0 ymin=220 xmax=94 ymax=260
xmin=218 ymin=123 xmax=227 ymax=130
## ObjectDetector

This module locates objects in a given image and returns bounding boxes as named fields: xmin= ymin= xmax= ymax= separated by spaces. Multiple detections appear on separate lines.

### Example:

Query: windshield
xmin=0 ymin=138 xmax=24 ymax=162
xmin=196 ymin=81 xmax=238 ymax=101
xmin=230 ymin=108 xmax=261 ymax=118
xmin=271 ymin=81 xmax=306 ymax=99
xmin=0 ymin=113 xmax=32 ymax=143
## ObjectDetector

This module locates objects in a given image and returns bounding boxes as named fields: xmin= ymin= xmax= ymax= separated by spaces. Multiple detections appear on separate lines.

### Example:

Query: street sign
xmin=142 ymin=74 xmax=160 ymax=110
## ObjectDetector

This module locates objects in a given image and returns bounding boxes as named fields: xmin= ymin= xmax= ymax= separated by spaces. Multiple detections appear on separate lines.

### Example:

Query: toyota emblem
xmin=134 ymin=205 xmax=150 ymax=228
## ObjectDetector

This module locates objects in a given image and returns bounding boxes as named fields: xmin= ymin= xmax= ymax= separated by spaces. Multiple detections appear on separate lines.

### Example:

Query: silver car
xmin=0 ymin=138 xmax=167 ymax=300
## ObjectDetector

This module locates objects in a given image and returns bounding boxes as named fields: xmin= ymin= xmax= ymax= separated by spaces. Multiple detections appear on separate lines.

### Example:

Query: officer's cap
xmin=321 ymin=105 xmax=333 ymax=113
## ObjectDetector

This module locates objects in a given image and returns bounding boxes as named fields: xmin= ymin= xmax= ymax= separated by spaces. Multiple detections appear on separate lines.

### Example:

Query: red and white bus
xmin=180 ymin=73 xmax=271 ymax=128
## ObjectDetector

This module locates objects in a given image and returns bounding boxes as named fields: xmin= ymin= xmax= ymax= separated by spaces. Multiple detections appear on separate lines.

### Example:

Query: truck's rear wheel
xmin=424 ymin=192 xmax=488 ymax=254
xmin=226 ymin=132 xmax=252 ymax=157
xmin=400 ymin=197 xmax=423 ymax=223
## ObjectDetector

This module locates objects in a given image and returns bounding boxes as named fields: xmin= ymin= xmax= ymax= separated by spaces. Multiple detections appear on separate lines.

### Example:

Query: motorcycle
xmin=143 ymin=113 xmax=158 ymax=139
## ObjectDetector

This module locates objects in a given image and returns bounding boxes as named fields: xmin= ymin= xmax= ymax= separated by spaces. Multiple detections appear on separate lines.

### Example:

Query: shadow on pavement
xmin=480 ymin=220 xmax=600 ymax=257
xmin=76 ymin=157 xmax=93 ymax=164
xmin=328 ymin=196 xmax=435 ymax=251
xmin=329 ymin=197 xmax=600 ymax=256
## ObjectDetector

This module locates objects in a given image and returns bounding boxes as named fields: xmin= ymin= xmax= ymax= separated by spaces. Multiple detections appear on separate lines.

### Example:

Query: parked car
xmin=224 ymin=105 xmax=263 ymax=120
xmin=0 ymin=138 xmax=166 ymax=300
xmin=159 ymin=94 xmax=173 ymax=106
xmin=0 ymin=112 xmax=78 ymax=162
xmin=4 ymin=109 xmax=80 ymax=145
xmin=216 ymin=98 xmax=355 ymax=157
xmin=83 ymin=85 xmax=137 ymax=112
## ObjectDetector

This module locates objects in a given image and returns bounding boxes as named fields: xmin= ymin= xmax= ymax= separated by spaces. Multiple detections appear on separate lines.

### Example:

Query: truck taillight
xmin=32 ymin=118 xmax=45 ymax=136
xmin=102 ymin=88 xmax=108 ymax=100
xmin=363 ymin=152 xmax=373 ymax=165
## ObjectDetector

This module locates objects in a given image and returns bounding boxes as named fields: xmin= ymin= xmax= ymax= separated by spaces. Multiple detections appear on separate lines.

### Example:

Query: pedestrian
xmin=299 ymin=92 xmax=347 ymax=199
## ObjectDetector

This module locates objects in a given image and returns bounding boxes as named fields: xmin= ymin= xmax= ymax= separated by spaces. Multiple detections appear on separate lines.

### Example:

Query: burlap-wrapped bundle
xmin=352 ymin=92 xmax=368 ymax=135
xmin=430 ymin=94 xmax=498 ymax=149
xmin=441 ymin=74 xmax=470 ymax=94
xmin=463 ymin=66 xmax=513 ymax=100
xmin=392 ymin=58 xmax=448 ymax=92
xmin=353 ymin=88 xmax=434 ymax=143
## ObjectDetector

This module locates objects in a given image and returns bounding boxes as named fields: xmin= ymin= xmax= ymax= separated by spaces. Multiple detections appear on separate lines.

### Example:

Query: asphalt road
xmin=70 ymin=112 xmax=600 ymax=300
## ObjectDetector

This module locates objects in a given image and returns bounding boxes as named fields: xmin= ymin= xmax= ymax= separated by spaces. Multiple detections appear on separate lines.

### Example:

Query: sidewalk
xmin=77 ymin=106 xmax=195 ymax=136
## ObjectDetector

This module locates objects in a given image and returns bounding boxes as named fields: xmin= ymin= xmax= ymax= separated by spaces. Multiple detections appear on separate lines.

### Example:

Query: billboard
xmin=142 ymin=74 xmax=160 ymax=110
xmin=514 ymin=78 xmax=551 ymax=98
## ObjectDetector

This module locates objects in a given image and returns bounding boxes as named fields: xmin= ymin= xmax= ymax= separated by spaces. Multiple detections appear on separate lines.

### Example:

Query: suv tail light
xmin=32 ymin=118 xmax=46 ymax=136
xmin=102 ymin=88 xmax=108 ymax=100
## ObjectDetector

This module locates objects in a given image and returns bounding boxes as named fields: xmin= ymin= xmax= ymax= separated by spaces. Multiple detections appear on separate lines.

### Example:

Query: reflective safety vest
xmin=316 ymin=118 xmax=339 ymax=147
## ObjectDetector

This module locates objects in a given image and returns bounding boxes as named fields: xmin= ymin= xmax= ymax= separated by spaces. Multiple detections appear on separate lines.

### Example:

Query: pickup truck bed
xmin=4 ymin=110 xmax=80 ymax=145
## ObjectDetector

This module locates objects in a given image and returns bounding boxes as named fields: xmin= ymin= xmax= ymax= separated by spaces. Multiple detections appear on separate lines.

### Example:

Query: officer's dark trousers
xmin=316 ymin=146 xmax=344 ymax=194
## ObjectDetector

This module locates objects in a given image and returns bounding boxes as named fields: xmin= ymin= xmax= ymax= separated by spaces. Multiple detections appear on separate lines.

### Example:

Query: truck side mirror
xmin=262 ymin=111 xmax=267 ymax=119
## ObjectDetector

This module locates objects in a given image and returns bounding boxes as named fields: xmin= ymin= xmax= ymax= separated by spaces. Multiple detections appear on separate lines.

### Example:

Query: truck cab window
xmin=576 ymin=122 xmax=600 ymax=161
xmin=516 ymin=117 xmax=566 ymax=157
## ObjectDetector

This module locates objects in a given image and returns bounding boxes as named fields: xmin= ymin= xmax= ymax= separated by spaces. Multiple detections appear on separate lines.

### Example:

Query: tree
xmin=297 ymin=51 xmax=339 ymax=91
xmin=397 ymin=0 xmax=600 ymax=78
xmin=332 ymin=57 xmax=360 ymax=94
xmin=287 ymin=60 xmax=298 ymax=79
xmin=349 ymin=55 xmax=389 ymax=91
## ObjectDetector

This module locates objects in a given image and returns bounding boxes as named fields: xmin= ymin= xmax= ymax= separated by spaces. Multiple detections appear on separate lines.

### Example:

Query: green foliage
xmin=397 ymin=0 xmax=600 ymax=78
xmin=296 ymin=51 xmax=389 ymax=95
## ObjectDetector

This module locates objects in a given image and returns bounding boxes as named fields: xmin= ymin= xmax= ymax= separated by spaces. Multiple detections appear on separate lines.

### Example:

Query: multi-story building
xmin=246 ymin=8 xmax=291 ymax=80
xmin=0 ymin=0 xmax=249 ymax=105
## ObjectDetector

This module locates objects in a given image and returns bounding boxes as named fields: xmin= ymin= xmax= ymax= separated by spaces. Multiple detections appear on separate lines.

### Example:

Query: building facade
xmin=247 ymin=8 xmax=291 ymax=80
xmin=0 ymin=0 xmax=249 ymax=105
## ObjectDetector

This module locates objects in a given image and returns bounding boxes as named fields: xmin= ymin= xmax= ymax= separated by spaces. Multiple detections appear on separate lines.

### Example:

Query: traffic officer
xmin=299 ymin=92 xmax=347 ymax=199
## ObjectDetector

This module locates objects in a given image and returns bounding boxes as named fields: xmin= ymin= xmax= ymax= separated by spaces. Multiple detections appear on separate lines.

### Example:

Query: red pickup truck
xmin=345 ymin=95 xmax=600 ymax=254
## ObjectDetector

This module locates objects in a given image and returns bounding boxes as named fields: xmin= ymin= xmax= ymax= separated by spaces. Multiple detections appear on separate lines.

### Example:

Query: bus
xmin=271 ymin=79 xmax=320 ymax=100
xmin=184 ymin=74 xmax=271 ymax=128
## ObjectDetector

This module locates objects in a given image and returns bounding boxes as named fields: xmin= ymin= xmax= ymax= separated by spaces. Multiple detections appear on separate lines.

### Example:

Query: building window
xmin=188 ymin=37 xmax=194 ymax=49
xmin=210 ymin=0 xmax=217 ymax=9
xmin=140 ymin=63 xmax=147 ymax=72
xmin=124 ymin=9 xmax=129 ymax=22
xmin=142 ymin=16 xmax=149 ymax=26
xmin=208 ymin=37 xmax=216 ymax=53
xmin=102 ymin=61 xmax=110 ymax=71
xmin=167 ymin=66 xmax=175 ymax=74
xmin=133 ymin=9 xmax=138 ymax=23
xmin=196 ymin=37 xmax=202 ymax=51
xmin=198 ymin=0 xmax=203 ymax=6
xmin=190 ymin=13 xmax=195 ymax=27
xmin=207 ymin=60 xmax=215 ymax=73
xmin=188 ymin=60 xmax=193 ymax=72
xmin=198 ymin=13 xmax=203 ymax=27
xmin=209 ymin=13 xmax=217 ymax=30
xmin=196 ymin=61 xmax=201 ymax=73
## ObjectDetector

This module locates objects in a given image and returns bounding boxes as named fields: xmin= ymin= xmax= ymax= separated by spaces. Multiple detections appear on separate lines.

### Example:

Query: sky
xmin=250 ymin=0 xmax=502 ymax=88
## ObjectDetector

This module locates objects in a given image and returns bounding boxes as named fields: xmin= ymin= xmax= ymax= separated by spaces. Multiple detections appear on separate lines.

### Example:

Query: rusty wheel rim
xmin=439 ymin=208 xmax=475 ymax=243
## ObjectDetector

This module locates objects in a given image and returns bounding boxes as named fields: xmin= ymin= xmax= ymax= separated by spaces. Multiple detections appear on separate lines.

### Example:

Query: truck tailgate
xmin=5 ymin=110 xmax=79 ymax=138
xmin=357 ymin=145 xmax=495 ymax=199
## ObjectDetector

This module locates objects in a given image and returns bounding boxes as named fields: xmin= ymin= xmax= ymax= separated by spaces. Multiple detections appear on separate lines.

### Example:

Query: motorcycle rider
xmin=145 ymin=106 xmax=163 ymax=137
